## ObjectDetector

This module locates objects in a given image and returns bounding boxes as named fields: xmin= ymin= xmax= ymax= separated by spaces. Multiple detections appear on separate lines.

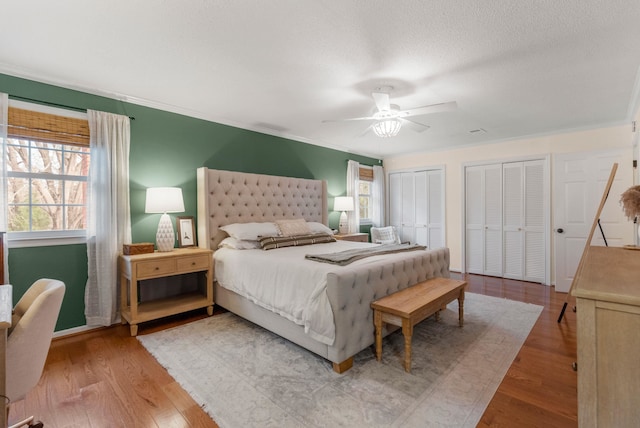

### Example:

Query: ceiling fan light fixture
xmin=372 ymin=118 xmax=401 ymax=138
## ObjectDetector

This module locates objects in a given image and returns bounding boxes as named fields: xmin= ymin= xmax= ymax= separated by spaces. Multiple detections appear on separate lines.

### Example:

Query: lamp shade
xmin=145 ymin=187 xmax=185 ymax=214
xmin=334 ymin=196 xmax=354 ymax=212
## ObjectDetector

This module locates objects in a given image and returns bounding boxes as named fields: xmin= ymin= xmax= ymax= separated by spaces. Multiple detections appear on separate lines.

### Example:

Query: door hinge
xmin=633 ymin=121 xmax=637 ymax=133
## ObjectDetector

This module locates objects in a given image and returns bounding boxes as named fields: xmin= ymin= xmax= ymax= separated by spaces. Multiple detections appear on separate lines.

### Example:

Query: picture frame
xmin=177 ymin=216 xmax=197 ymax=247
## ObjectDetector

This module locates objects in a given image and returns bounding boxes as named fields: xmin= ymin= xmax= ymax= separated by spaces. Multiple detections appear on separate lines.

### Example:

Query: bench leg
xmin=374 ymin=310 xmax=383 ymax=361
xmin=402 ymin=319 xmax=413 ymax=373
xmin=458 ymin=289 xmax=465 ymax=327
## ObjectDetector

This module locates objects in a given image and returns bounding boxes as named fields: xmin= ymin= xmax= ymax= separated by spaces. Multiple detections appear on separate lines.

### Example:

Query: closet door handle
xmin=557 ymin=228 xmax=564 ymax=234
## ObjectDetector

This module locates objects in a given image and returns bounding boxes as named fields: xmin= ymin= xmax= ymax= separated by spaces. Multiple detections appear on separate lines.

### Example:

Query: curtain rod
xmin=9 ymin=95 xmax=136 ymax=120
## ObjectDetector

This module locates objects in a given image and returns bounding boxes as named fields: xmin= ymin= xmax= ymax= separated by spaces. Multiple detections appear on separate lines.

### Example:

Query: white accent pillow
xmin=378 ymin=239 xmax=397 ymax=245
xmin=218 ymin=237 xmax=260 ymax=250
xmin=372 ymin=226 xmax=401 ymax=244
xmin=307 ymin=222 xmax=334 ymax=235
xmin=220 ymin=222 xmax=279 ymax=241
xmin=275 ymin=218 xmax=311 ymax=237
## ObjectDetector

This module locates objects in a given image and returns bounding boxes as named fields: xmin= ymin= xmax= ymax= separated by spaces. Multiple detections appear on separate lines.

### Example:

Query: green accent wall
xmin=0 ymin=73 xmax=381 ymax=331
xmin=8 ymin=245 xmax=87 ymax=330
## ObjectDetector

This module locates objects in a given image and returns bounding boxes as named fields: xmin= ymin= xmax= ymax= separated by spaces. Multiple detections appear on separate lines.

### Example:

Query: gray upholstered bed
xmin=196 ymin=167 xmax=450 ymax=372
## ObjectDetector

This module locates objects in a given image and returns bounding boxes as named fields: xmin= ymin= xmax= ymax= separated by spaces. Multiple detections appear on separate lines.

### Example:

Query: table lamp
xmin=145 ymin=187 xmax=185 ymax=252
xmin=334 ymin=196 xmax=354 ymax=234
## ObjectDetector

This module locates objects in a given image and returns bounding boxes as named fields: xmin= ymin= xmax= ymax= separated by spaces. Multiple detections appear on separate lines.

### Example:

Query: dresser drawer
xmin=176 ymin=254 xmax=210 ymax=273
xmin=136 ymin=259 xmax=177 ymax=278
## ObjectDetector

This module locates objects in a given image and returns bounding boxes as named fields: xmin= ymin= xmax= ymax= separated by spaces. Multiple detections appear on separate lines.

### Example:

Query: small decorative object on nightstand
xmin=334 ymin=232 xmax=369 ymax=243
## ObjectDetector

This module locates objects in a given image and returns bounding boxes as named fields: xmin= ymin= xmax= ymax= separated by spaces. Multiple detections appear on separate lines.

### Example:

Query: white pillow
xmin=218 ymin=237 xmax=260 ymax=250
xmin=378 ymin=239 xmax=397 ymax=245
xmin=307 ymin=222 xmax=334 ymax=235
xmin=275 ymin=218 xmax=311 ymax=237
xmin=372 ymin=226 xmax=401 ymax=244
xmin=220 ymin=222 xmax=279 ymax=241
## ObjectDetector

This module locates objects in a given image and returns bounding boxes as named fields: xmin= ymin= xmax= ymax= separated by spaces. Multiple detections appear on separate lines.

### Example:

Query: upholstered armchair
xmin=5 ymin=279 xmax=65 ymax=428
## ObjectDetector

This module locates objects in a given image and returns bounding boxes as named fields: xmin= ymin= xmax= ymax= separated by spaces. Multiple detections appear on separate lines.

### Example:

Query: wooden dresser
xmin=572 ymin=246 xmax=640 ymax=427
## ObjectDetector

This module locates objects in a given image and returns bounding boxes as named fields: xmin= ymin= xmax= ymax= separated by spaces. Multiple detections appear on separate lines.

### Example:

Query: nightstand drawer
xmin=176 ymin=254 xmax=210 ymax=272
xmin=136 ymin=259 xmax=177 ymax=278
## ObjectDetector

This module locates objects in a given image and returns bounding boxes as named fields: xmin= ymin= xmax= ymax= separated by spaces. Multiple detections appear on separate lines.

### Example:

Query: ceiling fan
xmin=324 ymin=87 xmax=457 ymax=138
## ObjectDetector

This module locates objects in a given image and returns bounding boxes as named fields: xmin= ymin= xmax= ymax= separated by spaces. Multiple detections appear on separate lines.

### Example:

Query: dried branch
xmin=620 ymin=185 xmax=640 ymax=220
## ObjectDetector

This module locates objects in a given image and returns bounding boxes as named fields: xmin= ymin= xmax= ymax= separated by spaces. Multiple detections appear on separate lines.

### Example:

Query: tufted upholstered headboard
xmin=196 ymin=167 xmax=328 ymax=250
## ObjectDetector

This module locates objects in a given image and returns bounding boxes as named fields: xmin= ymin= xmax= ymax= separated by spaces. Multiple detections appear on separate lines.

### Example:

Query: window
xmin=5 ymin=102 xmax=90 ymax=243
xmin=358 ymin=166 xmax=373 ymax=224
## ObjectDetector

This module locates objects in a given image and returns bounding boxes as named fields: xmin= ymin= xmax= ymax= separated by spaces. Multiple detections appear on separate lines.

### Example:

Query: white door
xmin=465 ymin=164 xmax=503 ymax=276
xmin=553 ymin=149 xmax=634 ymax=292
xmin=428 ymin=170 xmax=445 ymax=248
xmin=389 ymin=172 xmax=403 ymax=236
xmin=502 ymin=160 xmax=546 ymax=282
xmin=389 ymin=169 xmax=445 ymax=247
xmin=414 ymin=171 xmax=428 ymax=246
xmin=466 ymin=166 xmax=484 ymax=274
xmin=400 ymin=172 xmax=416 ymax=243
xmin=503 ymin=162 xmax=524 ymax=279
xmin=483 ymin=164 xmax=503 ymax=276
xmin=523 ymin=160 xmax=546 ymax=282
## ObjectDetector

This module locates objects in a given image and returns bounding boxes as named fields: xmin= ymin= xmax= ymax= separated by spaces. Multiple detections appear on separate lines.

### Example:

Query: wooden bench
xmin=370 ymin=277 xmax=467 ymax=372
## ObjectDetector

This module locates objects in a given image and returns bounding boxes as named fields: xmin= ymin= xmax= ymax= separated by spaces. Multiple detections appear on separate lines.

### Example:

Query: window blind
xmin=359 ymin=167 xmax=373 ymax=182
xmin=8 ymin=107 xmax=90 ymax=146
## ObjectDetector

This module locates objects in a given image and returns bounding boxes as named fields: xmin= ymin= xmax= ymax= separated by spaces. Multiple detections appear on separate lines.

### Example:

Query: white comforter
xmin=214 ymin=240 xmax=375 ymax=346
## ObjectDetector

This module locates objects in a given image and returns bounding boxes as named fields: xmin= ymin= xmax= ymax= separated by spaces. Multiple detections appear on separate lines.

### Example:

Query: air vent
xmin=468 ymin=128 xmax=486 ymax=135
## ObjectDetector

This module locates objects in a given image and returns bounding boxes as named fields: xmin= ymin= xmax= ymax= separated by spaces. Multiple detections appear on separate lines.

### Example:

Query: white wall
xmin=384 ymin=123 xmax=636 ymax=274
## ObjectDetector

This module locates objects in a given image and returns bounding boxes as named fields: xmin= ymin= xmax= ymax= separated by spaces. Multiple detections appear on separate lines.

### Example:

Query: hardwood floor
xmin=461 ymin=274 xmax=578 ymax=427
xmin=8 ymin=274 xmax=577 ymax=427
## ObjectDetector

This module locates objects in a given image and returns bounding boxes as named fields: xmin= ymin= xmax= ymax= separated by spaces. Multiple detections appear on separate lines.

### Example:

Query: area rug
xmin=138 ymin=292 xmax=542 ymax=428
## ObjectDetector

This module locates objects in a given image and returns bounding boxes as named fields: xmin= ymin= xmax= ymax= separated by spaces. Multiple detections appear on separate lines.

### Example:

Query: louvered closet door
xmin=503 ymin=162 xmax=524 ymax=279
xmin=502 ymin=160 xmax=545 ymax=282
xmin=428 ymin=170 xmax=444 ymax=248
xmin=400 ymin=172 xmax=416 ymax=243
xmin=483 ymin=165 xmax=503 ymax=277
xmin=389 ymin=173 xmax=403 ymax=235
xmin=523 ymin=160 xmax=545 ymax=282
xmin=466 ymin=166 xmax=485 ymax=274
xmin=466 ymin=164 xmax=503 ymax=276
xmin=414 ymin=171 xmax=428 ymax=246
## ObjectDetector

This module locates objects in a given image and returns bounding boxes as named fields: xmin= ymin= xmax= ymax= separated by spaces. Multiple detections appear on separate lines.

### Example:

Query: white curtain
xmin=85 ymin=110 xmax=131 ymax=326
xmin=346 ymin=160 xmax=360 ymax=234
xmin=372 ymin=165 xmax=385 ymax=227
xmin=0 ymin=93 xmax=8 ymax=283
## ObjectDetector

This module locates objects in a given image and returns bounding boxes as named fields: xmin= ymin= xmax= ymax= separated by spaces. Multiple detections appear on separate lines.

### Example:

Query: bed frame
xmin=196 ymin=167 xmax=450 ymax=373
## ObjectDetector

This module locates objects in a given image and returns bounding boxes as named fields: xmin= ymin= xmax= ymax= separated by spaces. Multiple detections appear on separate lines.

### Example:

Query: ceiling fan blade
xmin=358 ymin=124 xmax=374 ymax=137
xmin=399 ymin=101 xmax=457 ymax=117
xmin=372 ymin=92 xmax=391 ymax=112
xmin=400 ymin=117 xmax=430 ymax=133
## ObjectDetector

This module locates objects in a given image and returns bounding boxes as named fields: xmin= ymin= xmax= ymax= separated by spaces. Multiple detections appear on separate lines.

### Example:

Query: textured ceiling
xmin=1 ymin=1 xmax=640 ymax=159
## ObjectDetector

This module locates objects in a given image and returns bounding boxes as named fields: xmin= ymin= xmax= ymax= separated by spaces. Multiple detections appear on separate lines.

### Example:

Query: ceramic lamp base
xmin=156 ymin=213 xmax=175 ymax=252
xmin=338 ymin=211 xmax=348 ymax=234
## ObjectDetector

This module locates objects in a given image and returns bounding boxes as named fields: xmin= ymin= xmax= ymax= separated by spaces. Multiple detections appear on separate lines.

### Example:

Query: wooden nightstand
xmin=119 ymin=247 xmax=214 ymax=336
xmin=334 ymin=232 xmax=369 ymax=242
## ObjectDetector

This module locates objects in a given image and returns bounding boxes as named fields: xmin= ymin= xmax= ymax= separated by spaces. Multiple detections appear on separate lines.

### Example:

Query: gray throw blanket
xmin=305 ymin=243 xmax=426 ymax=266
